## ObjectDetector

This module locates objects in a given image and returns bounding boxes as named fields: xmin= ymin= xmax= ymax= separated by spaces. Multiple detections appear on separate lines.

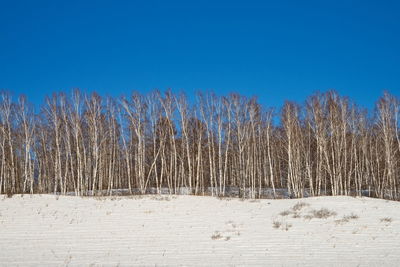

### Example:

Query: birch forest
xmin=0 ymin=89 xmax=399 ymax=200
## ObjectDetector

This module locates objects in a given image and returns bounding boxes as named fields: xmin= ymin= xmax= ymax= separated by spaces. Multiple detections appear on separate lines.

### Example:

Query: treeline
xmin=0 ymin=89 xmax=399 ymax=200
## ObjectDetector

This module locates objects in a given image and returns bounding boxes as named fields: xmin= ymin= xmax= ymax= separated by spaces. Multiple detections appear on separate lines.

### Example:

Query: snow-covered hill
xmin=1 ymin=194 xmax=399 ymax=266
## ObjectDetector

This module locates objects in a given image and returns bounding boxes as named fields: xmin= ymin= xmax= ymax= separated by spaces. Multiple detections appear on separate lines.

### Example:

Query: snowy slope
xmin=0 ymin=194 xmax=399 ymax=266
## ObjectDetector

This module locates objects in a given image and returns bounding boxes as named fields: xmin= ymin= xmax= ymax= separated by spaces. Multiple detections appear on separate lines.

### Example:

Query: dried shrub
xmin=344 ymin=213 xmax=359 ymax=220
xmin=279 ymin=210 xmax=291 ymax=216
xmin=217 ymin=196 xmax=232 ymax=201
xmin=211 ymin=232 xmax=223 ymax=240
xmin=380 ymin=217 xmax=392 ymax=223
xmin=280 ymin=202 xmax=311 ymax=219
xmin=306 ymin=208 xmax=337 ymax=219
xmin=150 ymin=195 xmax=171 ymax=201
xmin=335 ymin=213 xmax=359 ymax=225
xmin=292 ymin=202 xmax=310 ymax=211
xmin=284 ymin=223 xmax=293 ymax=231
xmin=272 ymin=220 xmax=282 ymax=229
xmin=303 ymin=214 xmax=314 ymax=220
xmin=292 ymin=212 xmax=301 ymax=219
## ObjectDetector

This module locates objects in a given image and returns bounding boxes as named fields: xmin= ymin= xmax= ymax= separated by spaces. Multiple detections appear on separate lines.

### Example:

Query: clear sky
xmin=1 ymin=0 xmax=399 ymax=110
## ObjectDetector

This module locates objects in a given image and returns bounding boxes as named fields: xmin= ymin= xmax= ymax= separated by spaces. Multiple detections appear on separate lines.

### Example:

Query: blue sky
xmin=0 ymin=0 xmax=399 ymax=110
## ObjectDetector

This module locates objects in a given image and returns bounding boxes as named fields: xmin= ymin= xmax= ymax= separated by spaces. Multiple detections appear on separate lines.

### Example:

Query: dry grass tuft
xmin=279 ymin=202 xmax=311 ymax=218
xmin=344 ymin=213 xmax=359 ymax=220
xmin=150 ymin=195 xmax=172 ymax=201
xmin=292 ymin=202 xmax=310 ymax=211
xmin=380 ymin=217 xmax=392 ymax=223
xmin=272 ymin=220 xmax=282 ymax=229
xmin=211 ymin=232 xmax=223 ymax=240
xmin=284 ymin=223 xmax=293 ymax=231
xmin=279 ymin=210 xmax=291 ymax=216
xmin=217 ymin=196 xmax=232 ymax=201
xmin=305 ymin=208 xmax=337 ymax=220
xmin=292 ymin=212 xmax=301 ymax=218
xmin=303 ymin=214 xmax=314 ymax=220
xmin=272 ymin=220 xmax=292 ymax=231
xmin=335 ymin=213 xmax=359 ymax=225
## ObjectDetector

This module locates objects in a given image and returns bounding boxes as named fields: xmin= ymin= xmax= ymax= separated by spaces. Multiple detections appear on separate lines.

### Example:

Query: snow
xmin=0 ymin=194 xmax=399 ymax=266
